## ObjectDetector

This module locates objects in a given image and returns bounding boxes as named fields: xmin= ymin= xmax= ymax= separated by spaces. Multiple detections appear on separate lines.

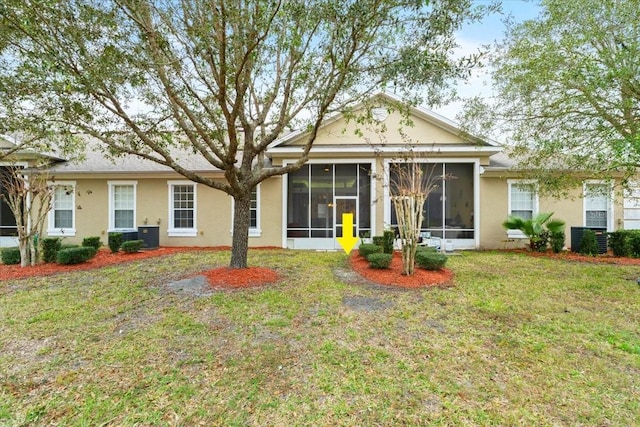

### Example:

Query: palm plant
xmin=503 ymin=212 xmax=566 ymax=251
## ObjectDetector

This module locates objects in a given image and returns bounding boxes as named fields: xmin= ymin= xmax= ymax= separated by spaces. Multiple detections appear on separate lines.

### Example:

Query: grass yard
xmin=1 ymin=250 xmax=639 ymax=426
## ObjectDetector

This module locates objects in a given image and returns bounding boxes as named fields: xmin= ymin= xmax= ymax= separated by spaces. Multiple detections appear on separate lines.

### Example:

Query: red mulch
xmin=5 ymin=246 xmax=635 ymax=289
xmin=504 ymin=248 xmax=640 ymax=265
xmin=350 ymin=251 xmax=454 ymax=289
xmin=0 ymin=247 xmax=198 ymax=281
xmin=0 ymin=246 xmax=282 ymax=289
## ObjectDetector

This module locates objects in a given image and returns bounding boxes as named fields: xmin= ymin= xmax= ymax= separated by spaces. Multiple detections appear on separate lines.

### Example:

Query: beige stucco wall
xmin=311 ymin=113 xmax=466 ymax=146
xmin=40 ymin=170 xmax=627 ymax=251
xmin=479 ymin=176 xmax=624 ymax=250
xmin=48 ymin=175 xmax=283 ymax=248
xmin=286 ymin=108 xmax=473 ymax=148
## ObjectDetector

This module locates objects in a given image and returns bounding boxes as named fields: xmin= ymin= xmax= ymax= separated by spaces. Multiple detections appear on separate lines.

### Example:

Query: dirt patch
xmin=202 ymin=267 xmax=280 ymax=290
xmin=349 ymin=251 xmax=454 ymax=289
xmin=166 ymin=275 xmax=213 ymax=296
xmin=342 ymin=295 xmax=394 ymax=312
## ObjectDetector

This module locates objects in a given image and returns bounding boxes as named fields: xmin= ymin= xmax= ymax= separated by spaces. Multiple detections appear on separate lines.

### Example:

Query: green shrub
xmin=82 ymin=236 xmax=102 ymax=251
xmin=579 ymin=229 xmax=599 ymax=256
xmin=372 ymin=236 xmax=384 ymax=248
xmin=628 ymin=230 xmax=640 ymax=257
xmin=1 ymin=247 xmax=21 ymax=265
xmin=550 ymin=231 xmax=565 ymax=254
xmin=121 ymin=239 xmax=144 ymax=253
xmin=108 ymin=232 xmax=123 ymax=253
xmin=382 ymin=230 xmax=395 ymax=254
xmin=416 ymin=245 xmax=438 ymax=253
xmin=608 ymin=230 xmax=631 ymax=257
xmin=367 ymin=253 xmax=392 ymax=269
xmin=56 ymin=246 xmax=97 ymax=265
xmin=530 ymin=231 xmax=550 ymax=252
xmin=41 ymin=238 xmax=62 ymax=263
xmin=503 ymin=212 xmax=565 ymax=252
xmin=358 ymin=243 xmax=383 ymax=259
xmin=415 ymin=251 xmax=447 ymax=270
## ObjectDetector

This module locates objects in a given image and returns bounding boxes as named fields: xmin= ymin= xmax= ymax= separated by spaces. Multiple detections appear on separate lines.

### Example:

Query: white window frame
xmin=108 ymin=181 xmax=137 ymax=231
xmin=47 ymin=181 xmax=76 ymax=237
xmin=167 ymin=180 xmax=198 ymax=237
xmin=507 ymin=179 xmax=539 ymax=238
xmin=583 ymin=180 xmax=614 ymax=231
xmin=231 ymin=184 xmax=261 ymax=237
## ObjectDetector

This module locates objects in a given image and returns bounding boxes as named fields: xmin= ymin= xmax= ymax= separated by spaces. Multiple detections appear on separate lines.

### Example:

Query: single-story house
xmin=2 ymin=93 xmax=639 ymax=250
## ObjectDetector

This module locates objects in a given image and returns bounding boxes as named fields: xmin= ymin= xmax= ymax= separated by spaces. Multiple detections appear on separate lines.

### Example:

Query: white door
xmin=334 ymin=197 xmax=357 ymax=250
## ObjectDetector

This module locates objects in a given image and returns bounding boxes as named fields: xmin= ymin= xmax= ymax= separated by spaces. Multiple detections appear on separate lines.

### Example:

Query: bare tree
xmin=388 ymin=156 xmax=444 ymax=275
xmin=0 ymin=166 xmax=53 ymax=267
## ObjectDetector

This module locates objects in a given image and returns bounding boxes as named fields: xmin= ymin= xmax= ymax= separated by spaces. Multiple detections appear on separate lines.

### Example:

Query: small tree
xmin=389 ymin=157 xmax=443 ymax=275
xmin=0 ymin=166 xmax=53 ymax=266
xmin=503 ymin=212 xmax=566 ymax=252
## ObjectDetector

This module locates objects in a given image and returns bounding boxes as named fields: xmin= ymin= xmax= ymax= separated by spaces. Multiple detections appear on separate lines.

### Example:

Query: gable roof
xmin=269 ymin=92 xmax=501 ymax=155
xmin=0 ymin=134 xmax=65 ymax=163
xmin=0 ymin=135 xmax=16 ymax=150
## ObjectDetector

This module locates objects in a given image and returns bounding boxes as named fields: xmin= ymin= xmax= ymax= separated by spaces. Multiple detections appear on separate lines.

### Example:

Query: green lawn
xmin=1 ymin=250 xmax=639 ymax=426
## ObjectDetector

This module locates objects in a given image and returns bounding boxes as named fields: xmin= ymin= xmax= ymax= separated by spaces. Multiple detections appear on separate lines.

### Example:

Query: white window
xmin=507 ymin=180 xmax=538 ymax=238
xmin=168 ymin=181 xmax=197 ymax=237
xmin=108 ymin=181 xmax=137 ymax=230
xmin=47 ymin=181 xmax=76 ymax=236
xmin=584 ymin=181 xmax=612 ymax=230
xmin=250 ymin=186 xmax=259 ymax=231
xmin=231 ymin=185 xmax=261 ymax=237
xmin=508 ymin=180 xmax=538 ymax=220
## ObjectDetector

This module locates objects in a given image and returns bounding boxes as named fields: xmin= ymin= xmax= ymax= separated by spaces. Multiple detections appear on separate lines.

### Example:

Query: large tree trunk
xmin=229 ymin=193 xmax=251 ymax=269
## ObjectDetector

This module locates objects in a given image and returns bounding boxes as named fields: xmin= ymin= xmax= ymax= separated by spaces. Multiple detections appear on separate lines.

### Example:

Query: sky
xmin=433 ymin=0 xmax=542 ymax=120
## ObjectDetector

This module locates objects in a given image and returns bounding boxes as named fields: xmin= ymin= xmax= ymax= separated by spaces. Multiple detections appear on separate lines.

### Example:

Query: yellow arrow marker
xmin=337 ymin=213 xmax=359 ymax=254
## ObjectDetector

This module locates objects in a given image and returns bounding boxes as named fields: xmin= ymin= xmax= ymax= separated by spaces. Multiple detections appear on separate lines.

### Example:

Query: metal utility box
xmin=570 ymin=227 xmax=607 ymax=254
xmin=137 ymin=226 xmax=159 ymax=249
xmin=109 ymin=230 xmax=139 ymax=243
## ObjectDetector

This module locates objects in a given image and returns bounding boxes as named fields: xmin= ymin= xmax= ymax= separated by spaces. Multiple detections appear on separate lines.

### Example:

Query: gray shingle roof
xmin=46 ymin=136 xmax=225 ymax=174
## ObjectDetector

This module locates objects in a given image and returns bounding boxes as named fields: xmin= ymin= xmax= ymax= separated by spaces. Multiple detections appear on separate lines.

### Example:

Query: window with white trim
xmin=48 ymin=181 xmax=76 ymax=236
xmin=250 ymin=186 xmax=259 ymax=230
xmin=508 ymin=180 xmax=537 ymax=220
xmin=108 ymin=181 xmax=137 ymax=230
xmin=584 ymin=182 xmax=612 ymax=230
xmin=231 ymin=185 xmax=261 ymax=237
xmin=168 ymin=181 xmax=197 ymax=237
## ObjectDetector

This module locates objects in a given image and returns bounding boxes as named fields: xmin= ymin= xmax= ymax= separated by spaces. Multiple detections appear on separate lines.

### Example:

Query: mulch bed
xmin=4 ymin=246 xmax=638 ymax=289
xmin=350 ymin=251 xmax=453 ymax=289
xmin=0 ymin=247 xmax=195 ymax=281
xmin=504 ymin=248 xmax=640 ymax=265
xmin=0 ymin=246 xmax=283 ymax=289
